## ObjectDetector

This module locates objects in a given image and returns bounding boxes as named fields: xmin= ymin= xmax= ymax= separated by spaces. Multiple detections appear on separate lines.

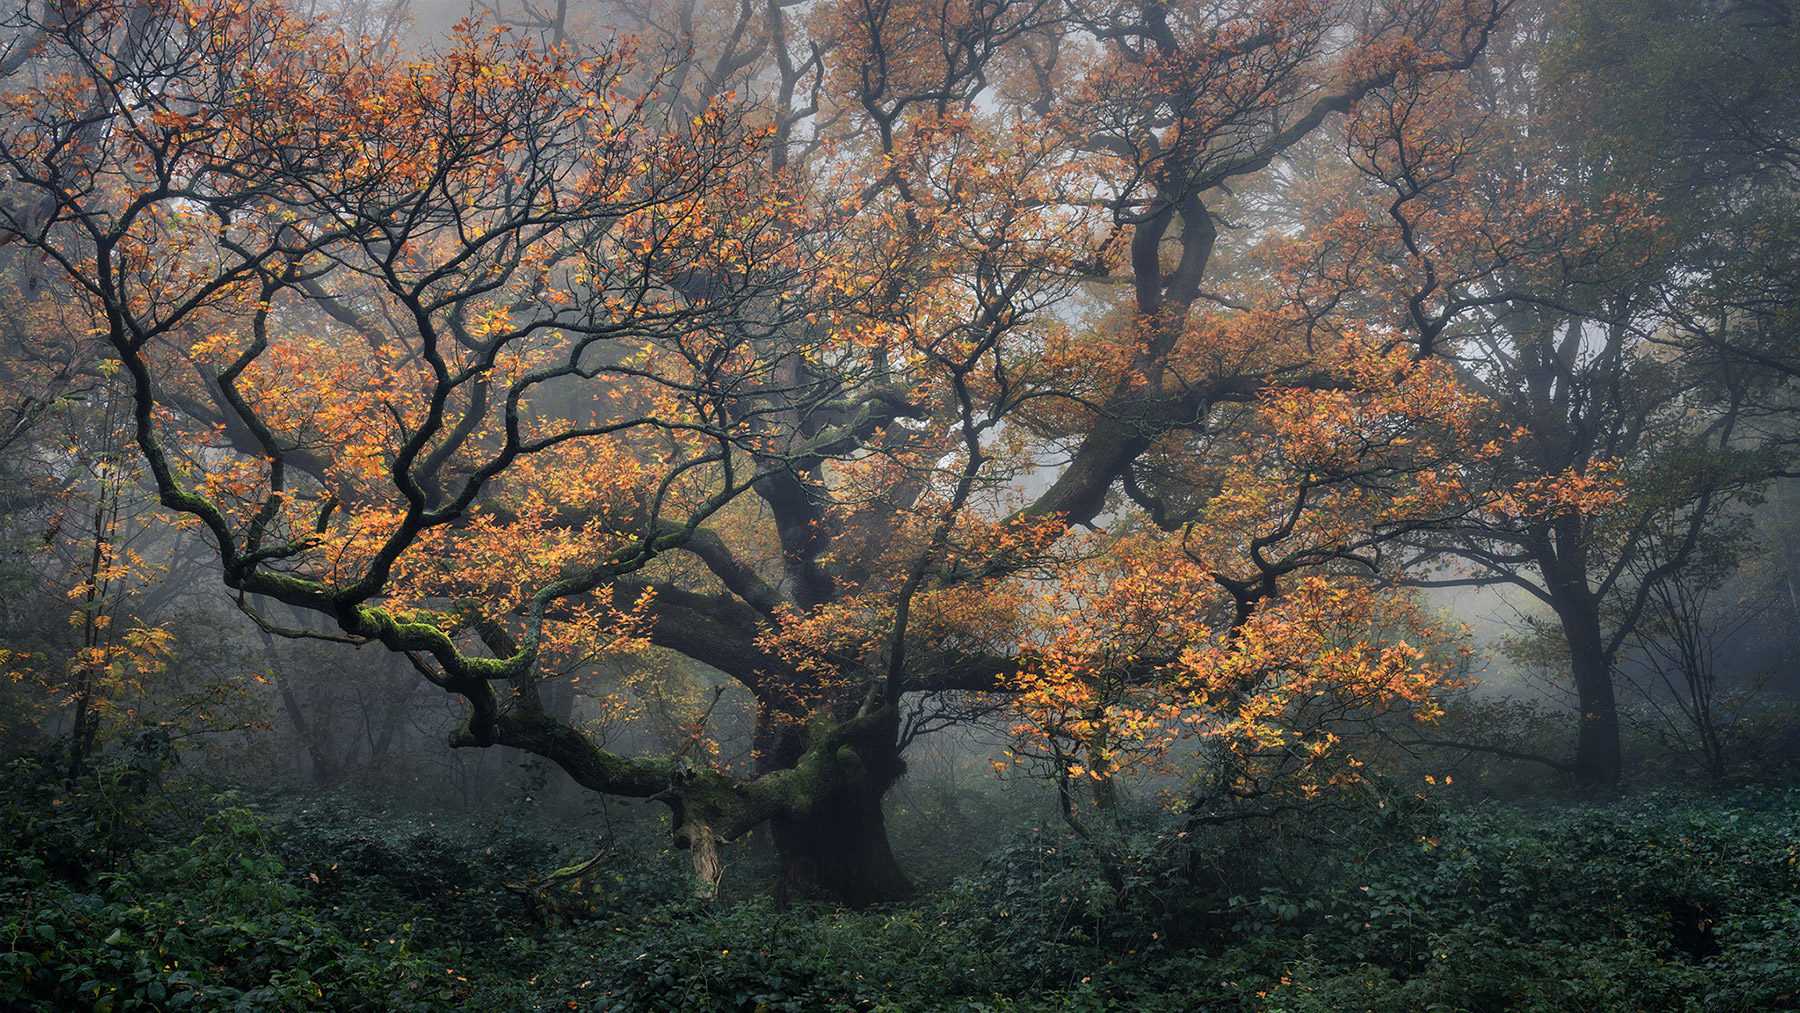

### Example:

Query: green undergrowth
xmin=0 ymin=740 xmax=450 ymax=1012
xmin=4 ymin=748 xmax=1798 ymax=1012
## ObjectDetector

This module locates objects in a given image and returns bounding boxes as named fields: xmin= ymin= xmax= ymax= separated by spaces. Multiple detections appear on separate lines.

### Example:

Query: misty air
xmin=1 ymin=0 xmax=1797 ymax=1009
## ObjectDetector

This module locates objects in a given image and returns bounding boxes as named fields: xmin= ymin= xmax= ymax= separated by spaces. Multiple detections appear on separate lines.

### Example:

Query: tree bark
xmin=1547 ymin=576 xmax=1624 ymax=787
xmin=771 ymin=783 xmax=912 ymax=908
xmin=1567 ymin=619 xmax=1623 ymax=787
xmin=757 ymin=706 xmax=913 ymax=908
xmin=673 ymin=821 xmax=726 ymax=898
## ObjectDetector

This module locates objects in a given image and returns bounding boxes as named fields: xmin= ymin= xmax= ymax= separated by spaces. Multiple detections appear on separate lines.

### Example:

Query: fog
xmin=1 ymin=1 xmax=1797 ymax=1004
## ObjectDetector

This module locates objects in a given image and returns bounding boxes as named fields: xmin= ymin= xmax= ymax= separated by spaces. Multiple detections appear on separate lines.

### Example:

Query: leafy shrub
xmin=253 ymin=790 xmax=701 ymax=949
xmin=0 ymin=761 xmax=453 ymax=1012
xmin=260 ymin=793 xmax=551 ymax=943
xmin=7 ymin=754 xmax=1798 ymax=1013
xmin=1216 ymin=787 xmax=1800 ymax=1011
xmin=934 ymin=812 xmax=1197 ymax=990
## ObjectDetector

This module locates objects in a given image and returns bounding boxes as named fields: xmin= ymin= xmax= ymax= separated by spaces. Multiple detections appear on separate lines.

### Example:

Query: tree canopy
xmin=2 ymin=0 xmax=1791 ymax=905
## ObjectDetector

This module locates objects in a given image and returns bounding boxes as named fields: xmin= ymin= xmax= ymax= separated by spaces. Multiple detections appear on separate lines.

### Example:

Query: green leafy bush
xmin=0 ymin=758 xmax=452 ymax=1012
xmin=6 ymin=754 xmax=1798 ymax=1013
xmin=1214 ymin=788 xmax=1800 ymax=1011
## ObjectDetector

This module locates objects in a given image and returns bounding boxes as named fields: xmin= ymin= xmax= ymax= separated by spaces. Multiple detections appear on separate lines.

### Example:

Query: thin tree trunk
xmin=67 ymin=501 xmax=111 ymax=782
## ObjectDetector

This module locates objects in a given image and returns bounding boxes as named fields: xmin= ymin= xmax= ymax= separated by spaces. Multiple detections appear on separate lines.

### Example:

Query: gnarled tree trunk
xmin=759 ymin=707 xmax=912 ymax=907
xmin=772 ymin=785 xmax=912 ymax=908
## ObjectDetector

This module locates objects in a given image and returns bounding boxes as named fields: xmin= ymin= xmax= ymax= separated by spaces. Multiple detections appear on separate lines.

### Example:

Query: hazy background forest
xmin=1 ymin=0 xmax=1798 ymax=1009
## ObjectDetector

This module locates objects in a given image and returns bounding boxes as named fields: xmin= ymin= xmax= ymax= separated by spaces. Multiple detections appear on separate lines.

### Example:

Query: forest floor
xmin=4 ymin=748 xmax=1798 ymax=1012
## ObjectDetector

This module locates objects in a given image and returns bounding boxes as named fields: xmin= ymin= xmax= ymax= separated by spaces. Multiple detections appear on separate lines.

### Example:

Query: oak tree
xmin=0 ymin=0 xmax=1509 ymax=903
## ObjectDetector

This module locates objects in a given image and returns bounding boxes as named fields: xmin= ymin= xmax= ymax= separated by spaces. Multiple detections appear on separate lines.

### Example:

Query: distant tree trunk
xmin=67 ymin=660 xmax=99 ymax=782
xmin=277 ymin=678 xmax=341 ymax=785
xmin=262 ymin=635 xmax=341 ymax=785
xmin=1567 ymin=620 xmax=1623 ymax=787
xmin=1548 ymin=572 xmax=1623 ymax=787
xmin=361 ymin=656 xmax=419 ymax=768
xmin=67 ymin=501 xmax=111 ymax=783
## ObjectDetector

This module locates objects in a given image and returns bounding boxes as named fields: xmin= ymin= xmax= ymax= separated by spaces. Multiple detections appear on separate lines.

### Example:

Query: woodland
xmin=1 ymin=0 xmax=1798 ymax=1009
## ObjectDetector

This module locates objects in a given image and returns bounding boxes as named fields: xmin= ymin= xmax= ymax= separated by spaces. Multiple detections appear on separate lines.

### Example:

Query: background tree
xmin=1551 ymin=0 xmax=1799 ymax=382
xmin=1313 ymin=0 xmax=1800 ymax=786
xmin=0 ymin=248 xmax=202 ymax=772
